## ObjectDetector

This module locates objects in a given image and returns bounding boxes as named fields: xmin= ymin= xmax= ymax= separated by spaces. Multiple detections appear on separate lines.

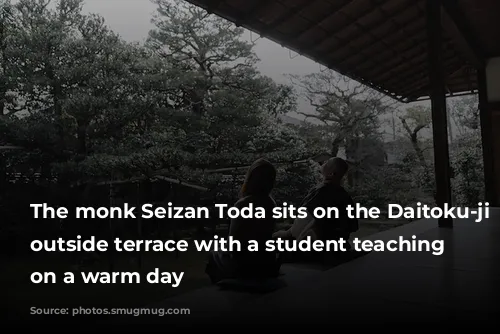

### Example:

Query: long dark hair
xmin=239 ymin=158 xmax=276 ymax=198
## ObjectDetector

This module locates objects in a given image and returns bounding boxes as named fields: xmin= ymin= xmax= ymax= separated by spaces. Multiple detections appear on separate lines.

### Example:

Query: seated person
xmin=273 ymin=157 xmax=358 ymax=245
xmin=206 ymin=159 xmax=281 ymax=284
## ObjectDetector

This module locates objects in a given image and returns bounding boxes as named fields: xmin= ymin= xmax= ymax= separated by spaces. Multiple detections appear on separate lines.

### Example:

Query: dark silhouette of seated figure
xmin=206 ymin=159 xmax=281 ymax=284
xmin=273 ymin=157 xmax=359 ymax=262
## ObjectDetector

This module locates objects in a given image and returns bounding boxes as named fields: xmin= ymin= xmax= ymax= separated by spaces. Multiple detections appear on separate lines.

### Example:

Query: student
xmin=273 ymin=157 xmax=358 ymax=243
xmin=206 ymin=158 xmax=281 ymax=283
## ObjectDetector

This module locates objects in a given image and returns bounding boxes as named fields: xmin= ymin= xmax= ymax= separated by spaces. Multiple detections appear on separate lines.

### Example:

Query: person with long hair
xmin=205 ymin=158 xmax=281 ymax=283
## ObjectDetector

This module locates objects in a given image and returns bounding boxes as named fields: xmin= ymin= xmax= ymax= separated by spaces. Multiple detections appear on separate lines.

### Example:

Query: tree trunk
xmin=410 ymin=134 xmax=428 ymax=168
xmin=345 ymin=136 xmax=362 ymax=186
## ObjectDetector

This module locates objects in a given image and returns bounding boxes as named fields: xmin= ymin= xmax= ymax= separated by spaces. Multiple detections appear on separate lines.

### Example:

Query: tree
xmin=448 ymin=95 xmax=479 ymax=135
xmin=290 ymin=70 xmax=392 ymax=190
xmin=0 ymin=0 xmax=16 ymax=116
xmin=398 ymin=105 xmax=432 ymax=169
xmin=147 ymin=0 xmax=257 ymax=116
xmin=3 ymin=1 xmax=169 ymax=177
xmin=290 ymin=71 xmax=390 ymax=158
xmin=450 ymin=131 xmax=484 ymax=206
xmin=146 ymin=0 xmax=300 ymax=168
xmin=448 ymin=94 xmax=483 ymax=206
xmin=2 ymin=0 xmax=320 ymax=212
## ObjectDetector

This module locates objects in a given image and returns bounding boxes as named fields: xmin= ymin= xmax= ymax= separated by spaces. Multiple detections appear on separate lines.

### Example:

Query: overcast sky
xmin=78 ymin=0 xmax=431 ymax=141
xmin=82 ymin=0 xmax=320 ymax=83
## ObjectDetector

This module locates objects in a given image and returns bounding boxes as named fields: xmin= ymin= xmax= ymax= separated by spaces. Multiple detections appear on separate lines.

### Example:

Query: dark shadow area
xmin=2 ymin=0 xmax=499 ymax=329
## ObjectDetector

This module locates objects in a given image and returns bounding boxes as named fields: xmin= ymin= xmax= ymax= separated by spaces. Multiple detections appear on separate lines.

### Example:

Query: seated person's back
xmin=204 ymin=158 xmax=280 ymax=282
xmin=303 ymin=157 xmax=357 ymax=241
xmin=304 ymin=182 xmax=357 ymax=241
xmin=272 ymin=157 xmax=358 ymax=243
xmin=229 ymin=194 xmax=278 ymax=277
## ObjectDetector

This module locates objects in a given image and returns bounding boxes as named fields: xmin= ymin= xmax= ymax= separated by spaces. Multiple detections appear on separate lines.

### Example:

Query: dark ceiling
xmin=184 ymin=0 xmax=500 ymax=102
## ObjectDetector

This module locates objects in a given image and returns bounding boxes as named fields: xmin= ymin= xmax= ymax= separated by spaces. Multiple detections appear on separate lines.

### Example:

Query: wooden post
xmin=427 ymin=0 xmax=453 ymax=228
xmin=478 ymin=68 xmax=498 ymax=205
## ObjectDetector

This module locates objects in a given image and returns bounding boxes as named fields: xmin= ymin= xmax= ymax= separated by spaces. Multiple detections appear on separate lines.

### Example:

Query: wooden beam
xmin=229 ymin=0 xmax=270 ymax=26
xmin=201 ymin=0 xmax=223 ymax=13
xmin=0 ymin=145 xmax=23 ymax=151
xmin=71 ymin=173 xmax=209 ymax=191
xmin=397 ymin=64 xmax=468 ymax=99
xmin=489 ymin=101 xmax=500 ymax=111
xmin=241 ymin=0 xmax=270 ymax=20
xmin=260 ymin=0 xmax=312 ymax=34
xmin=440 ymin=0 xmax=484 ymax=68
xmin=479 ymin=68 xmax=500 ymax=205
xmin=154 ymin=176 xmax=209 ymax=192
xmin=427 ymin=0 xmax=453 ymax=228
xmin=295 ymin=0 xmax=358 ymax=40
xmin=185 ymin=0 xmax=408 ymax=103
xmin=206 ymin=159 xmax=311 ymax=174
xmin=478 ymin=68 xmax=497 ymax=205
xmin=306 ymin=0 xmax=388 ymax=52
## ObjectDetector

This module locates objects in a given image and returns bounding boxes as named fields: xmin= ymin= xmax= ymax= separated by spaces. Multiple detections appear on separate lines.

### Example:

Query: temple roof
xmin=185 ymin=0 xmax=500 ymax=102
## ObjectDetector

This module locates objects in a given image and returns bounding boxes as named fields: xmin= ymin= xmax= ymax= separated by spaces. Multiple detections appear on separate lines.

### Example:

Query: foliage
xmin=290 ymin=70 xmax=391 ymax=158
xmin=0 ymin=0 xmax=487 ymax=230
xmin=448 ymin=95 xmax=479 ymax=134
xmin=450 ymin=132 xmax=484 ymax=207
xmin=273 ymin=160 xmax=322 ymax=206
xmin=1 ymin=0 xmax=315 ymax=215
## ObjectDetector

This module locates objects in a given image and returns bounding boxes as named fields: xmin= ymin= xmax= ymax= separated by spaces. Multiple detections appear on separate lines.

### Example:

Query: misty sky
xmin=80 ymin=0 xmax=413 ymax=139
xmin=82 ymin=0 xmax=320 ymax=82
xmin=78 ymin=0 xmax=439 ymax=141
